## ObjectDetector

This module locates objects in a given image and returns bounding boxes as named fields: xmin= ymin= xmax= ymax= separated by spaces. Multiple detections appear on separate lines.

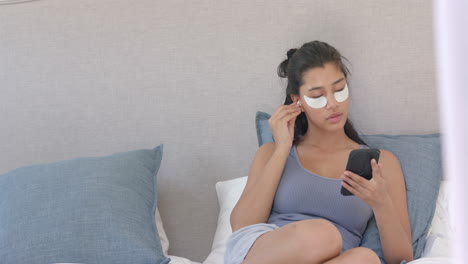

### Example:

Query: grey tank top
xmin=267 ymin=143 xmax=374 ymax=250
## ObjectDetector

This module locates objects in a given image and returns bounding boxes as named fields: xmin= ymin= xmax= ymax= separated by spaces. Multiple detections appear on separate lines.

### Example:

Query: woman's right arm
xmin=229 ymin=100 xmax=302 ymax=233
xmin=229 ymin=142 xmax=291 ymax=233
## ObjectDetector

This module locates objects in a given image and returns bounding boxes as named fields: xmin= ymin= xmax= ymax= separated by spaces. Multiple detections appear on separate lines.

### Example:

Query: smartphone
xmin=340 ymin=148 xmax=380 ymax=196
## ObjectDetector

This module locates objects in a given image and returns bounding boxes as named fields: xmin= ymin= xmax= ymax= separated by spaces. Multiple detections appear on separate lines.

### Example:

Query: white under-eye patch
xmin=303 ymin=84 xmax=349 ymax=109
xmin=334 ymin=83 xmax=349 ymax=102
xmin=303 ymin=94 xmax=327 ymax=108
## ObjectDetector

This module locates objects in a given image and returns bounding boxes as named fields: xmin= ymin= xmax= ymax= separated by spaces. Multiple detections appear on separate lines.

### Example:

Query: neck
xmin=298 ymin=126 xmax=354 ymax=152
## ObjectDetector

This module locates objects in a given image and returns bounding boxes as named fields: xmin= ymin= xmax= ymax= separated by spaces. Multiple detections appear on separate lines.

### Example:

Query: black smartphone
xmin=340 ymin=148 xmax=380 ymax=196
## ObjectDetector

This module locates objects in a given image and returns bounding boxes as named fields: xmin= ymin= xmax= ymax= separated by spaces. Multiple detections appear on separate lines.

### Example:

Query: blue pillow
xmin=255 ymin=111 xmax=442 ymax=264
xmin=256 ymin=111 xmax=274 ymax=147
xmin=0 ymin=145 xmax=171 ymax=264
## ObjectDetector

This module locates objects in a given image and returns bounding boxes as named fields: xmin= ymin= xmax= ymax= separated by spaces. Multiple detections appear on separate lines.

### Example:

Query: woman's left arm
xmin=373 ymin=149 xmax=413 ymax=264
xmin=341 ymin=149 xmax=414 ymax=264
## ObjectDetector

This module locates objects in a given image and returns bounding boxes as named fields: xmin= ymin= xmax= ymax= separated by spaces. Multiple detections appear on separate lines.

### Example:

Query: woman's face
xmin=292 ymin=62 xmax=349 ymax=131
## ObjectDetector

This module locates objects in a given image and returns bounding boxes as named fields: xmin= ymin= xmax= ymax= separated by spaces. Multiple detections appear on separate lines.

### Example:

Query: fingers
xmin=269 ymin=102 xmax=297 ymax=121
xmin=268 ymin=102 xmax=301 ymax=125
xmin=341 ymin=179 xmax=369 ymax=204
xmin=341 ymin=172 xmax=373 ymax=200
xmin=342 ymin=171 xmax=371 ymax=192
xmin=342 ymin=171 xmax=364 ymax=184
xmin=371 ymin=158 xmax=383 ymax=178
xmin=270 ymin=102 xmax=293 ymax=120
xmin=280 ymin=107 xmax=301 ymax=122
xmin=341 ymin=180 xmax=355 ymax=193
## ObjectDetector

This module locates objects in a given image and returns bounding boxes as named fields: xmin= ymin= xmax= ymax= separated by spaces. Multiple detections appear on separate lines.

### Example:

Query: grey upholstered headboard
xmin=0 ymin=0 xmax=437 ymax=262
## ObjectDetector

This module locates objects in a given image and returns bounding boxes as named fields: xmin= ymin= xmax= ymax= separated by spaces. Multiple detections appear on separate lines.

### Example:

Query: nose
xmin=325 ymin=93 xmax=339 ymax=110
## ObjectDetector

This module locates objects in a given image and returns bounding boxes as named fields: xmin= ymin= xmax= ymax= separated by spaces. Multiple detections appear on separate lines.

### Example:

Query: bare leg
xmin=322 ymin=247 xmax=381 ymax=264
xmin=241 ymin=219 xmax=342 ymax=264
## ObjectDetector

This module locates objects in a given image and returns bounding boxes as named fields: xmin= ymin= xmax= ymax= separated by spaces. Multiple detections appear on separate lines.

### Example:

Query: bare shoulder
xmin=378 ymin=149 xmax=400 ymax=165
xmin=378 ymin=148 xmax=404 ymax=185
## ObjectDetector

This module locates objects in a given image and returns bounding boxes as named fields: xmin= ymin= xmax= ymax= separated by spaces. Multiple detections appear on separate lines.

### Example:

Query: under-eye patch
xmin=334 ymin=83 xmax=349 ymax=103
xmin=303 ymin=94 xmax=327 ymax=108
xmin=303 ymin=84 xmax=349 ymax=109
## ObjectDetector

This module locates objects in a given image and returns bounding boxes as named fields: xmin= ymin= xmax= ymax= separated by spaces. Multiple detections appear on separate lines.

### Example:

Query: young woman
xmin=225 ymin=41 xmax=413 ymax=264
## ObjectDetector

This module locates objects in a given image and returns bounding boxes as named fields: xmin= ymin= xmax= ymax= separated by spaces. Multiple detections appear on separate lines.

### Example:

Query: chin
xmin=325 ymin=116 xmax=347 ymax=129
xmin=326 ymin=125 xmax=345 ymax=132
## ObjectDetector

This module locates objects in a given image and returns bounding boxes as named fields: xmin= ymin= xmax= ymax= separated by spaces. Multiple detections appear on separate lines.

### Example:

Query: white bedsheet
xmin=407 ymin=257 xmax=453 ymax=264
xmin=167 ymin=255 xmax=454 ymax=264
xmin=168 ymin=255 xmax=202 ymax=264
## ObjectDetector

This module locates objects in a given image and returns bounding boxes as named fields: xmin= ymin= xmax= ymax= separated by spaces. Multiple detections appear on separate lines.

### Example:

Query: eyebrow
xmin=307 ymin=77 xmax=345 ymax=91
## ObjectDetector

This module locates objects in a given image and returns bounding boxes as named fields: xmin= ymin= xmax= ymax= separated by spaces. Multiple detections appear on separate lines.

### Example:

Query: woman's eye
xmin=335 ymin=87 xmax=345 ymax=92
xmin=311 ymin=87 xmax=345 ymax=99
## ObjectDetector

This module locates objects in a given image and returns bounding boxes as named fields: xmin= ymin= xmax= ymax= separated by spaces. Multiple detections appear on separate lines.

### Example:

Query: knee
xmin=291 ymin=219 xmax=342 ymax=262
xmin=348 ymin=247 xmax=380 ymax=263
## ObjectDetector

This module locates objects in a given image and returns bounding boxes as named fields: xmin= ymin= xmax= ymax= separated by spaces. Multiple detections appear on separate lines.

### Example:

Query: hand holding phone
xmin=340 ymin=148 xmax=380 ymax=196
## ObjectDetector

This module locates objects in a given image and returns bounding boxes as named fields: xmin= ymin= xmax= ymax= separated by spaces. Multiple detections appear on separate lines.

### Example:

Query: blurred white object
xmin=433 ymin=0 xmax=468 ymax=263
xmin=421 ymin=181 xmax=453 ymax=258
xmin=407 ymin=257 xmax=453 ymax=264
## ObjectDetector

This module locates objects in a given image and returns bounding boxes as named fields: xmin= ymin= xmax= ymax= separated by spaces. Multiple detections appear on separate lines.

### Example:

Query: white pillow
xmin=203 ymin=177 xmax=454 ymax=264
xmin=156 ymin=208 xmax=170 ymax=256
xmin=421 ymin=180 xmax=454 ymax=258
xmin=203 ymin=176 xmax=248 ymax=264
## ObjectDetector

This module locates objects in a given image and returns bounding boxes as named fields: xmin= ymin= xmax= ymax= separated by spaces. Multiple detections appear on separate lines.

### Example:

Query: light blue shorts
xmin=224 ymin=223 xmax=280 ymax=264
xmin=223 ymin=222 xmax=361 ymax=264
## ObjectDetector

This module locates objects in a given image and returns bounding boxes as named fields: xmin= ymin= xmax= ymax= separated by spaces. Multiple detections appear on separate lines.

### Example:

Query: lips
xmin=327 ymin=112 xmax=343 ymax=119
